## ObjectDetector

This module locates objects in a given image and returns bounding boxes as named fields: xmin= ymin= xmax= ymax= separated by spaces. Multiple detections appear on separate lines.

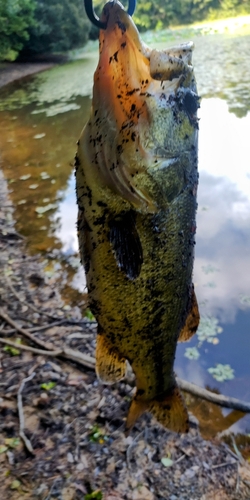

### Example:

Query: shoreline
xmin=0 ymin=61 xmax=57 ymax=89
xmin=1 ymin=53 xmax=250 ymax=500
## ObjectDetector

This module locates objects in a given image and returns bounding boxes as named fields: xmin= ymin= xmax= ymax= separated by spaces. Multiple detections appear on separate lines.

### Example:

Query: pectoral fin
xmin=125 ymin=386 xmax=189 ymax=434
xmin=96 ymin=334 xmax=127 ymax=384
xmin=109 ymin=211 xmax=143 ymax=280
xmin=178 ymin=287 xmax=199 ymax=342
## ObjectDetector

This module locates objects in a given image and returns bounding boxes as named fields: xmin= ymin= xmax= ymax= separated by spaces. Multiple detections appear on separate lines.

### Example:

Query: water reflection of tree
xmin=195 ymin=33 xmax=250 ymax=118
xmin=186 ymin=391 xmax=246 ymax=439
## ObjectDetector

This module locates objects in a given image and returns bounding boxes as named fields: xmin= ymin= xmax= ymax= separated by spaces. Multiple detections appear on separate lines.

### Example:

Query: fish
xmin=75 ymin=0 xmax=200 ymax=433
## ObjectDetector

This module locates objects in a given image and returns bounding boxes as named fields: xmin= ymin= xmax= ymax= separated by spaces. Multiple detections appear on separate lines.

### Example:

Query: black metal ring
xmin=84 ymin=0 xmax=136 ymax=29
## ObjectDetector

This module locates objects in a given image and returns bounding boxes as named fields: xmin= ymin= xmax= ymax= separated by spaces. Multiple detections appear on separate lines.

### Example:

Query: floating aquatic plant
xmin=197 ymin=316 xmax=223 ymax=344
xmin=33 ymin=133 xmax=46 ymax=139
xmin=203 ymin=281 xmax=217 ymax=288
xmin=19 ymin=174 xmax=31 ymax=181
xmin=184 ymin=347 xmax=200 ymax=360
xmin=202 ymin=264 xmax=220 ymax=275
xmin=40 ymin=172 xmax=50 ymax=180
xmin=208 ymin=364 xmax=235 ymax=382
xmin=240 ymin=294 xmax=250 ymax=307
xmin=35 ymin=203 xmax=57 ymax=214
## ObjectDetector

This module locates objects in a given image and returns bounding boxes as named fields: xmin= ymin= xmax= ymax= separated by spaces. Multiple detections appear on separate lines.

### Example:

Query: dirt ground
xmin=1 ymin=69 xmax=250 ymax=500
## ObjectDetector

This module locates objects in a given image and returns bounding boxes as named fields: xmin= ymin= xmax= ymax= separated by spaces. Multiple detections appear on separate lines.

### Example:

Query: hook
xmin=84 ymin=0 xmax=136 ymax=29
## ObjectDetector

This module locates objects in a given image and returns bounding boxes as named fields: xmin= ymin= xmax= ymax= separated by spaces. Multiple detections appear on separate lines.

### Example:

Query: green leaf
xmin=84 ymin=491 xmax=103 ymax=500
xmin=3 ymin=345 xmax=20 ymax=356
xmin=40 ymin=381 xmax=56 ymax=391
xmin=0 ymin=445 xmax=8 ymax=454
xmin=5 ymin=438 xmax=20 ymax=449
xmin=161 ymin=457 xmax=173 ymax=467
xmin=10 ymin=480 xmax=21 ymax=490
xmin=85 ymin=309 xmax=95 ymax=321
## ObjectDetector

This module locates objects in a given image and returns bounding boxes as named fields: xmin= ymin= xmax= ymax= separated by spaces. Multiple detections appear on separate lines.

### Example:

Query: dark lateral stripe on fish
xmin=109 ymin=210 xmax=143 ymax=280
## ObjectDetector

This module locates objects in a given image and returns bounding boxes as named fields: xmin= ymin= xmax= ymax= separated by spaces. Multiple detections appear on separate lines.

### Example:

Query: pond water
xmin=0 ymin=30 xmax=250 ymax=440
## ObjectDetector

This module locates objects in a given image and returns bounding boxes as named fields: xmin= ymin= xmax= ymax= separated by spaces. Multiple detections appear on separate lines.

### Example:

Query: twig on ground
xmin=0 ymin=308 xmax=96 ymax=369
xmin=1 ymin=308 xmax=250 ymax=414
xmin=0 ymin=337 xmax=62 ymax=357
xmin=212 ymin=462 xmax=237 ymax=470
xmin=176 ymin=377 xmax=250 ymax=413
xmin=1 ymin=319 xmax=67 ymax=335
xmin=0 ymin=308 xmax=57 ymax=351
xmin=231 ymin=435 xmax=244 ymax=465
xmin=17 ymin=371 xmax=36 ymax=454
xmin=175 ymin=454 xmax=186 ymax=465
xmin=235 ymin=462 xmax=240 ymax=493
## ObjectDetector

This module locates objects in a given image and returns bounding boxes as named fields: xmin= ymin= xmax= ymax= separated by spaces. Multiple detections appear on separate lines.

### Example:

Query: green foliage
xmin=133 ymin=0 xmax=250 ymax=31
xmin=40 ymin=381 xmax=57 ymax=390
xmin=0 ymin=0 xmax=36 ymax=61
xmin=88 ymin=425 xmax=108 ymax=443
xmin=3 ymin=338 xmax=22 ymax=356
xmin=22 ymin=0 xmax=90 ymax=56
xmin=133 ymin=0 xmax=221 ymax=30
xmin=209 ymin=0 xmax=250 ymax=19
xmin=85 ymin=308 xmax=95 ymax=321
xmin=84 ymin=491 xmax=103 ymax=500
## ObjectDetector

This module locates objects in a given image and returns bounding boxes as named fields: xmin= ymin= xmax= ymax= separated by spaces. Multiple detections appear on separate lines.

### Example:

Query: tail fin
xmin=125 ymin=386 xmax=189 ymax=434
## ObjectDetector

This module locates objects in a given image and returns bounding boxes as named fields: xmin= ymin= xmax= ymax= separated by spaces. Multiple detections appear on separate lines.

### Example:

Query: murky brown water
xmin=1 ymin=31 xmax=250 ymax=443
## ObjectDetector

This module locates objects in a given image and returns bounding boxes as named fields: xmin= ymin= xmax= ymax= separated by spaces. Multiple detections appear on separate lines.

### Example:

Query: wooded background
xmin=0 ymin=0 xmax=249 ymax=61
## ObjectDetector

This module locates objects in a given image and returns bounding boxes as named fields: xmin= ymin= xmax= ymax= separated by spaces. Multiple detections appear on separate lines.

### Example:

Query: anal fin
xmin=96 ymin=334 xmax=127 ymax=384
xmin=178 ymin=286 xmax=200 ymax=342
xmin=125 ymin=398 xmax=148 ymax=434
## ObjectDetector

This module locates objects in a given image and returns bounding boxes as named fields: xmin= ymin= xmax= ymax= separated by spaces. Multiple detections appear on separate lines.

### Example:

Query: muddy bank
xmin=1 ymin=164 xmax=250 ymax=499
xmin=0 ymin=62 xmax=57 ymax=89
xmin=1 ymin=46 xmax=250 ymax=498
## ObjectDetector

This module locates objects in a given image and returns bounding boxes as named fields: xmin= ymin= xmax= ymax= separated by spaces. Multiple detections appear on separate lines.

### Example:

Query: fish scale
xmin=75 ymin=0 xmax=200 ymax=433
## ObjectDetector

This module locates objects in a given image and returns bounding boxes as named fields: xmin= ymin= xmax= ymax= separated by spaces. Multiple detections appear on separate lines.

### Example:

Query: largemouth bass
xmin=75 ymin=0 xmax=200 ymax=433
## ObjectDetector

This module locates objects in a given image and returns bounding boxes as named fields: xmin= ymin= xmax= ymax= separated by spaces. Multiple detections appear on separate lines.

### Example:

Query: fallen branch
xmin=1 ymin=308 xmax=250 ymax=414
xmin=0 ymin=337 xmax=62 ymax=357
xmin=0 ymin=308 xmax=57 ymax=351
xmin=1 ymin=318 xmax=67 ymax=335
xmin=17 ymin=372 xmax=36 ymax=454
xmin=176 ymin=378 xmax=250 ymax=413
xmin=0 ymin=308 xmax=96 ymax=369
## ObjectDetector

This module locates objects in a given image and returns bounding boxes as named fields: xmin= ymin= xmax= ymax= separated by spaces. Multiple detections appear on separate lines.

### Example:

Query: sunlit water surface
xmin=0 ymin=31 xmax=250 ymax=439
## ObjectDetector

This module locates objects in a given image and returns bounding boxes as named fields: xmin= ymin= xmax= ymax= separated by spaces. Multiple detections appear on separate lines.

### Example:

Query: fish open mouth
xmin=88 ymin=1 xmax=198 ymax=212
xmin=98 ymin=1 xmax=194 ymax=89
